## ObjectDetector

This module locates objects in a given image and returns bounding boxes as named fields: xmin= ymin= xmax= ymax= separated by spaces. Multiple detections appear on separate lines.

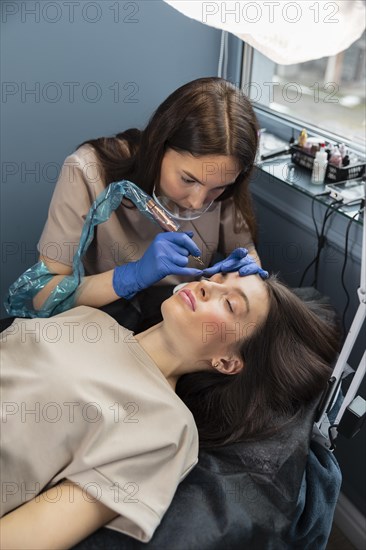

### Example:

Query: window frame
xmin=240 ymin=44 xmax=366 ymax=157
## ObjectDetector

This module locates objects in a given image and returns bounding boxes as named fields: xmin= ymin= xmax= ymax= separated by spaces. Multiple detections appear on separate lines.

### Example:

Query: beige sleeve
xmin=218 ymin=198 xmax=256 ymax=257
xmin=37 ymin=146 xmax=103 ymax=267
xmin=66 ymin=421 xmax=198 ymax=543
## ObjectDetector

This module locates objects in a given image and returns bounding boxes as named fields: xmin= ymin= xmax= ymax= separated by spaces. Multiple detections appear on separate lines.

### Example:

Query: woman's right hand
xmin=112 ymin=232 xmax=203 ymax=299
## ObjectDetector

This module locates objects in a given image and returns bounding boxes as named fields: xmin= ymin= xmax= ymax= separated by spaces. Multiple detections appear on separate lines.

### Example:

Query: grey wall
xmin=1 ymin=0 xmax=222 ymax=315
xmin=251 ymin=169 xmax=366 ymax=516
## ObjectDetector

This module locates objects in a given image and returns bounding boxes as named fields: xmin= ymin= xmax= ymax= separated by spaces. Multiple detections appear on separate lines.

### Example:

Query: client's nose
xmin=198 ymin=279 xmax=223 ymax=301
xmin=198 ymin=281 xmax=210 ymax=301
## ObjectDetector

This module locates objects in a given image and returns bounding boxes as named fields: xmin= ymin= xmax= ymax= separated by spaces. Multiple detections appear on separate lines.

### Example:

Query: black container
xmin=290 ymin=145 xmax=366 ymax=182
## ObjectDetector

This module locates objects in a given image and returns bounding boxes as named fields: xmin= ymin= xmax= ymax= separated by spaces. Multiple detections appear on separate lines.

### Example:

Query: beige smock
xmin=37 ymin=145 xmax=254 ymax=285
xmin=0 ymin=306 xmax=199 ymax=543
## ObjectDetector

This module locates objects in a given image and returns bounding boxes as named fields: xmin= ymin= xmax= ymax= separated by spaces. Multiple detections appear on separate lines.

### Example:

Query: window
xmin=244 ymin=31 xmax=365 ymax=150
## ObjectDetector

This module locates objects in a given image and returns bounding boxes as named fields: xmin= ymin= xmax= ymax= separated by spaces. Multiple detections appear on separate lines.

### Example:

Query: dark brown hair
xmin=78 ymin=77 xmax=259 ymax=243
xmin=175 ymin=276 xmax=340 ymax=449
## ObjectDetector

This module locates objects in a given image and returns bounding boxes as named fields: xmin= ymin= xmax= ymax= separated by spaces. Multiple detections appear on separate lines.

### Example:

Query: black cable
xmin=340 ymin=205 xmax=364 ymax=336
xmin=311 ymin=199 xmax=344 ymax=287
xmin=311 ymin=191 xmax=333 ymax=241
xmin=299 ymin=194 xmax=330 ymax=287
xmin=299 ymin=257 xmax=318 ymax=287
xmin=299 ymin=195 xmax=342 ymax=287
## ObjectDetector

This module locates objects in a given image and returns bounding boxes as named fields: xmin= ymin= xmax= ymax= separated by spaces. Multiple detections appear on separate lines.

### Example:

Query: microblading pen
xmin=146 ymin=199 xmax=205 ymax=266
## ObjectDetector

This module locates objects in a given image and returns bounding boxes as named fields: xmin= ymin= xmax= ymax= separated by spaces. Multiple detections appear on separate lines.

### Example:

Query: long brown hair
xmin=175 ymin=276 xmax=340 ymax=449
xmin=78 ymin=77 xmax=259 ymax=243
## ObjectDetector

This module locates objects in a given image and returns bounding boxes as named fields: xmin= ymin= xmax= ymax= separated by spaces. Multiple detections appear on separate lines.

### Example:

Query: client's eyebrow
xmin=221 ymin=273 xmax=250 ymax=314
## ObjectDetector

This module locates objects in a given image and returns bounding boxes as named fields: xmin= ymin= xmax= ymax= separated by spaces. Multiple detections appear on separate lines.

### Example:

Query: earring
xmin=213 ymin=362 xmax=220 ymax=368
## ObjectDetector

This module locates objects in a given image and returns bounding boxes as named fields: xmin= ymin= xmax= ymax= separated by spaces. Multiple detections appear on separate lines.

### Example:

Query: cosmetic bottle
xmin=329 ymin=146 xmax=343 ymax=167
xmin=339 ymin=143 xmax=347 ymax=159
xmin=298 ymin=129 xmax=308 ymax=148
xmin=311 ymin=143 xmax=328 ymax=185
xmin=349 ymin=152 xmax=359 ymax=165
xmin=342 ymin=155 xmax=350 ymax=167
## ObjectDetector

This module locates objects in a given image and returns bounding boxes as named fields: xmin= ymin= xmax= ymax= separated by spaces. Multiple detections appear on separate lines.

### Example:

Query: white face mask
xmin=152 ymin=186 xmax=217 ymax=221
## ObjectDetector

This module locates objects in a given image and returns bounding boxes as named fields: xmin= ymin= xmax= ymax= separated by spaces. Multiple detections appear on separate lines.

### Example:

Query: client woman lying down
xmin=0 ymin=272 xmax=339 ymax=549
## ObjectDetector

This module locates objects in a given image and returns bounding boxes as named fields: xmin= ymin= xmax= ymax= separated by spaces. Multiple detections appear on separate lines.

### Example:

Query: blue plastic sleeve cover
xmin=4 ymin=181 xmax=160 ymax=318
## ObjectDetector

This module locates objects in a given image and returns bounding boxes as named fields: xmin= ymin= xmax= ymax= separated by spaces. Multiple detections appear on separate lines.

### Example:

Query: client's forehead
xmin=212 ymin=271 xmax=262 ymax=287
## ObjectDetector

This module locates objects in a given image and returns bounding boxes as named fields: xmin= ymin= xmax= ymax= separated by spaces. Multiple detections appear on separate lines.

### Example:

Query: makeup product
xmin=303 ymin=136 xmax=325 ymax=154
xmin=146 ymin=199 xmax=205 ymax=266
xmin=349 ymin=152 xmax=359 ymax=165
xmin=339 ymin=143 xmax=347 ymax=159
xmin=342 ymin=155 xmax=350 ymax=167
xmin=311 ymin=144 xmax=328 ymax=185
xmin=329 ymin=146 xmax=343 ymax=167
xmin=298 ymin=129 xmax=308 ymax=148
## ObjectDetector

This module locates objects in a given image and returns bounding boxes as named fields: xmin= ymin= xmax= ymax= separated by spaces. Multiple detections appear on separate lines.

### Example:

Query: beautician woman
xmin=28 ymin=77 xmax=264 ymax=323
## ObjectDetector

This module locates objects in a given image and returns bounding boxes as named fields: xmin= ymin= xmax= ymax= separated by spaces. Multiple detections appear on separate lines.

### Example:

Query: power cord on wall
xmin=299 ymin=193 xmax=342 ymax=288
xmin=299 ymin=195 xmax=363 ymax=291
xmin=311 ymin=197 xmax=344 ymax=288
xmin=340 ymin=202 xmax=365 ymax=336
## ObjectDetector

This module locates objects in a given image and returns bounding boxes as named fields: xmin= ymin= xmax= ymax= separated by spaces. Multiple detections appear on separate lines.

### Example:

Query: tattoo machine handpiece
xmin=146 ymin=199 xmax=204 ymax=266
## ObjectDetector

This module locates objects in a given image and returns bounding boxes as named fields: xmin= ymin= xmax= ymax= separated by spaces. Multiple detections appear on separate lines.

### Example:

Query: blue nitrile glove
xmin=202 ymin=248 xmax=269 ymax=279
xmin=112 ymin=231 xmax=203 ymax=299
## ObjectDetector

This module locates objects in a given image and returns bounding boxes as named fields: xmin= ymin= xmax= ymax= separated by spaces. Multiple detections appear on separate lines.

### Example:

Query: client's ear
xmin=212 ymin=356 xmax=244 ymax=375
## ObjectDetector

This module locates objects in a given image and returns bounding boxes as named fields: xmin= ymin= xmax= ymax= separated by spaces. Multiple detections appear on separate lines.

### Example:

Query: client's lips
xmin=179 ymin=289 xmax=196 ymax=311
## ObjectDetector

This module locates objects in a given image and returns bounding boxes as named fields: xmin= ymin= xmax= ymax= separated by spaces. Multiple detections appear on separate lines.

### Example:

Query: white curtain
xmin=163 ymin=0 xmax=366 ymax=65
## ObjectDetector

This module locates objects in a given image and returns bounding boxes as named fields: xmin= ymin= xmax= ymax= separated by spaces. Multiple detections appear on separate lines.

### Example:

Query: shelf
xmin=256 ymin=157 xmax=364 ymax=225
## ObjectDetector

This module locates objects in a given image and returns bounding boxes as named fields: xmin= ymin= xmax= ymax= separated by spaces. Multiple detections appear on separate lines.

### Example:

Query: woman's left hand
xmin=202 ymin=248 xmax=269 ymax=279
